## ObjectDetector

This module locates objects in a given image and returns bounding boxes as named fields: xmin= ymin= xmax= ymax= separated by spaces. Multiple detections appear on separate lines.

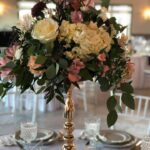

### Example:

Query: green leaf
xmin=73 ymin=82 xmax=80 ymax=89
xmin=99 ymin=77 xmax=110 ymax=91
xmin=0 ymin=84 xmax=3 ymax=96
xmin=59 ymin=59 xmax=68 ymax=69
xmin=107 ymin=110 xmax=118 ymax=127
xmin=56 ymin=75 xmax=65 ymax=84
xmin=45 ymin=87 xmax=55 ymax=104
xmin=37 ymin=78 xmax=45 ymax=86
xmin=46 ymin=64 xmax=56 ymax=79
xmin=79 ymin=69 xmax=93 ymax=81
xmin=107 ymin=96 xmax=117 ymax=112
xmin=122 ymin=93 xmax=135 ymax=109
xmin=46 ymin=41 xmax=54 ymax=53
xmin=116 ymin=104 xmax=122 ymax=113
xmin=4 ymin=61 xmax=15 ymax=68
xmin=101 ymin=0 xmax=110 ymax=8
xmin=56 ymin=63 xmax=59 ymax=74
xmin=56 ymin=95 xmax=65 ymax=104
xmin=120 ymin=83 xmax=134 ymax=93
xmin=27 ymin=45 xmax=35 ymax=55
xmin=87 ymin=62 xmax=98 ymax=72
xmin=35 ymin=56 xmax=47 ymax=64
xmin=36 ymin=86 xmax=46 ymax=94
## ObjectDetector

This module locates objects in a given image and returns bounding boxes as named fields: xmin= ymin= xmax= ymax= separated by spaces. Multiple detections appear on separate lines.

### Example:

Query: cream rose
xmin=14 ymin=47 xmax=23 ymax=60
xmin=32 ymin=18 xmax=58 ymax=43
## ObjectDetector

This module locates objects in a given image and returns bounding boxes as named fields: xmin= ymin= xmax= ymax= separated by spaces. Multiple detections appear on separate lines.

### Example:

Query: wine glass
xmin=84 ymin=116 xmax=101 ymax=149
xmin=20 ymin=122 xmax=37 ymax=149
xmin=141 ymin=136 xmax=150 ymax=150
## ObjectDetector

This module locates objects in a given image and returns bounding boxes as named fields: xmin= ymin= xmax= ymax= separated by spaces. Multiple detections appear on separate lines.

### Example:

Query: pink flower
xmin=70 ymin=0 xmax=80 ymax=10
xmin=83 ymin=0 xmax=95 ymax=7
xmin=103 ymin=65 xmax=110 ymax=73
xmin=0 ymin=68 xmax=12 ymax=78
xmin=6 ymin=45 xmax=18 ymax=58
xmin=0 ymin=58 xmax=12 ymax=78
xmin=97 ymin=53 xmax=106 ymax=62
xmin=68 ymin=73 xmax=81 ymax=82
xmin=71 ymin=11 xmax=83 ymax=23
xmin=100 ymin=65 xmax=110 ymax=77
xmin=68 ymin=58 xmax=85 ymax=74
xmin=124 ymin=61 xmax=135 ymax=80
xmin=68 ymin=58 xmax=85 ymax=82
xmin=0 ymin=58 xmax=9 ymax=66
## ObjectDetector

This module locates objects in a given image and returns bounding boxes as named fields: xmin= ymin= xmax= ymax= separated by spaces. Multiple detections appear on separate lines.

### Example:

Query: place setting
xmin=0 ymin=122 xmax=63 ymax=149
xmin=79 ymin=116 xmax=141 ymax=150
xmin=0 ymin=0 xmax=150 ymax=149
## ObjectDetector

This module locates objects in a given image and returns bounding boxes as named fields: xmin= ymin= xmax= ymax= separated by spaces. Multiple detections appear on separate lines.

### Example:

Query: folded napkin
xmin=0 ymin=135 xmax=16 ymax=146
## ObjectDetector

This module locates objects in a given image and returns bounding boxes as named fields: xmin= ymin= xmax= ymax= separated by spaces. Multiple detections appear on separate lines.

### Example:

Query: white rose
xmin=15 ymin=48 xmax=23 ymax=60
xmin=17 ymin=14 xmax=33 ymax=32
xmin=99 ymin=7 xmax=108 ymax=22
xmin=32 ymin=18 xmax=58 ymax=43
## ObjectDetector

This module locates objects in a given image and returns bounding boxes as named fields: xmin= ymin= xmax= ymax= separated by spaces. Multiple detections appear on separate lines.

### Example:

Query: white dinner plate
xmin=98 ymin=130 xmax=134 ymax=145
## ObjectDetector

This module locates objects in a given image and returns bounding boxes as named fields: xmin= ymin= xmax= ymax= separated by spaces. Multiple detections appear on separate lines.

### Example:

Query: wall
xmin=0 ymin=0 xmax=18 ymax=31
xmin=110 ymin=0 xmax=150 ymax=35
xmin=0 ymin=0 xmax=150 ymax=34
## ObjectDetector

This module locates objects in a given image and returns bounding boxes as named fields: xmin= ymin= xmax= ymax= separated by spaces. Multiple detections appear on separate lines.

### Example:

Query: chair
xmin=110 ymin=91 xmax=150 ymax=137
xmin=73 ymin=81 xmax=98 ymax=112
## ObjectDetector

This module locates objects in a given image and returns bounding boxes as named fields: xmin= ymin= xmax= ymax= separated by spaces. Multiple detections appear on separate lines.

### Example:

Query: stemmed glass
xmin=141 ymin=136 xmax=150 ymax=150
xmin=20 ymin=122 xmax=38 ymax=149
xmin=84 ymin=116 xmax=101 ymax=149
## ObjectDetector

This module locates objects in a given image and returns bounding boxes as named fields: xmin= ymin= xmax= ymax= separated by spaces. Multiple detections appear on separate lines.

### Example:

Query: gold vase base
xmin=62 ymin=144 xmax=76 ymax=150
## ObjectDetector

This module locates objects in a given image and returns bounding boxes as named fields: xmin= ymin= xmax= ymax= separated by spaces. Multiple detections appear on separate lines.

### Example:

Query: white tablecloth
xmin=0 ymin=130 xmax=141 ymax=150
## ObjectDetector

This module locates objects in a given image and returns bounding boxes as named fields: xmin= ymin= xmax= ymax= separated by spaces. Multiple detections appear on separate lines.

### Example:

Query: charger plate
xmin=98 ymin=130 xmax=135 ymax=146
xmin=15 ymin=129 xmax=54 ymax=143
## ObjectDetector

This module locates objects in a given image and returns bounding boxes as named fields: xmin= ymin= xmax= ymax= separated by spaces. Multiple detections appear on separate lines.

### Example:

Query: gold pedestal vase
xmin=62 ymin=85 xmax=76 ymax=150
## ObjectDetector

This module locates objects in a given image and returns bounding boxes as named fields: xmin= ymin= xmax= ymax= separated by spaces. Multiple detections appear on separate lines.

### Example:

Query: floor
xmin=0 ymin=88 xmax=150 ymax=138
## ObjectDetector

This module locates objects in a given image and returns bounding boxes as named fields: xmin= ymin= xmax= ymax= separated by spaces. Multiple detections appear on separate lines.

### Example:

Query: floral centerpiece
xmin=0 ymin=0 xmax=134 ymax=144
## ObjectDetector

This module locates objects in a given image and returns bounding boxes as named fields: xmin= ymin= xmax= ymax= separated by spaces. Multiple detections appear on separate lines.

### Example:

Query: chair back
xmin=113 ymin=92 xmax=150 ymax=120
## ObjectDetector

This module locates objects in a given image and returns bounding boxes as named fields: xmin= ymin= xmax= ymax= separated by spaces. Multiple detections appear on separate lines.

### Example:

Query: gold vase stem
xmin=62 ymin=85 xmax=76 ymax=150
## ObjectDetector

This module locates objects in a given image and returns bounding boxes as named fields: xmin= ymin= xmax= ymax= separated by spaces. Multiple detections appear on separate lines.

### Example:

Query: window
xmin=110 ymin=5 xmax=132 ymax=37
xmin=18 ymin=1 xmax=132 ymax=36
xmin=96 ymin=5 xmax=132 ymax=36
xmin=18 ymin=1 xmax=56 ymax=19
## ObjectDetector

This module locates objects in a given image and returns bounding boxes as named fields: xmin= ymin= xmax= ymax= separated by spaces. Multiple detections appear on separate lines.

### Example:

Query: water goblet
xmin=141 ymin=136 xmax=150 ymax=150
xmin=84 ymin=117 xmax=101 ymax=149
xmin=20 ymin=122 xmax=37 ymax=149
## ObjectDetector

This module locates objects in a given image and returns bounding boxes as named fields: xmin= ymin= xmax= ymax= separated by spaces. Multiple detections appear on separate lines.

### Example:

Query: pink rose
xmin=103 ymin=65 xmax=110 ymax=73
xmin=68 ymin=73 xmax=81 ymax=82
xmin=0 ymin=68 xmax=12 ymax=78
xmin=68 ymin=58 xmax=85 ymax=74
xmin=83 ymin=0 xmax=95 ymax=7
xmin=0 ymin=58 xmax=9 ymax=66
xmin=97 ymin=53 xmax=106 ymax=62
xmin=124 ymin=61 xmax=135 ymax=80
xmin=100 ymin=65 xmax=110 ymax=77
xmin=6 ymin=45 xmax=18 ymax=58
xmin=0 ymin=58 xmax=12 ymax=78
xmin=70 ymin=0 xmax=80 ymax=10
xmin=68 ymin=58 xmax=85 ymax=82
xmin=71 ymin=11 xmax=83 ymax=23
